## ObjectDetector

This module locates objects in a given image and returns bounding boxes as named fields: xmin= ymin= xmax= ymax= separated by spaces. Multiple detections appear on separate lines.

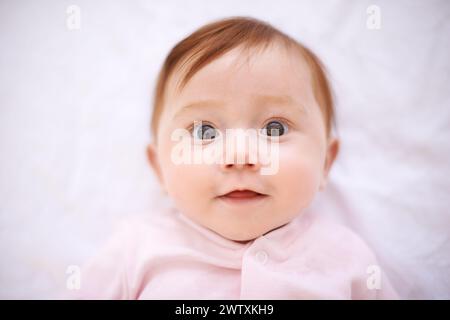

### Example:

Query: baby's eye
xmin=261 ymin=120 xmax=288 ymax=137
xmin=192 ymin=122 xmax=220 ymax=140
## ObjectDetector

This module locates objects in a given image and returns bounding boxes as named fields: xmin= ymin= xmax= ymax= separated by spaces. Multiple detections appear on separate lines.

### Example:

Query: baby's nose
xmin=219 ymin=129 xmax=262 ymax=172
xmin=221 ymin=161 xmax=260 ymax=172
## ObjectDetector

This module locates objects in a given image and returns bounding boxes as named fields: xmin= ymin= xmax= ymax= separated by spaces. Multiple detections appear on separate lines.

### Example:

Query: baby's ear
xmin=146 ymin=143 xmax=165 ymax=191
xmin=319 ymin=138 xmax=340 ymax=191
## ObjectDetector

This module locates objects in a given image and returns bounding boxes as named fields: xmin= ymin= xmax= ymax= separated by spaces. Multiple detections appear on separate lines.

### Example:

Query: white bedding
xmin=0 ymin=0 xmax=449 ymax=299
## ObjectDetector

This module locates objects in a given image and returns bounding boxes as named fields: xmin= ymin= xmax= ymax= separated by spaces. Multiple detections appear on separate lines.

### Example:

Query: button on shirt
xmin=73 ymin=207 xmax=398 ymax=299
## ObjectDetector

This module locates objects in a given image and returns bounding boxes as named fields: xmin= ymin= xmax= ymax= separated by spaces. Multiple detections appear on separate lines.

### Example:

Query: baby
xmin=74 ymin=17 xmax=398 ymax=299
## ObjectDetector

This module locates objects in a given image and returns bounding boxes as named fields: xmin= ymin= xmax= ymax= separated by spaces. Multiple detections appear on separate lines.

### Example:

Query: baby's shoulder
xmin=301 ymin=214 xmax=378 ymax=267
xmin=71 ymin=209 xmax=188 ymax=299
xmin=111 ymin=208 xmax=189 ymax=247
xmin=299 ymin=214 xmax=399 ymax=299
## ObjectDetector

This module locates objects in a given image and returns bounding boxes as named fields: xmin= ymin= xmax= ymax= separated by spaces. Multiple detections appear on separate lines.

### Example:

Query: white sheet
xmin=0 ymin=0 xmax=449 ymax=299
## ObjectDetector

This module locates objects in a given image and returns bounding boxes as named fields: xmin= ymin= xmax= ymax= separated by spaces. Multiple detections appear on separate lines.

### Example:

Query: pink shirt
xmin=73 ymin=207 xmax=398 ymax=299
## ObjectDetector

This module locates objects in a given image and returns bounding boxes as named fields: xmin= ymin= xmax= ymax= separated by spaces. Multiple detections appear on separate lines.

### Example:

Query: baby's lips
xmin=220 ymin=189 xmax=267 ymax=199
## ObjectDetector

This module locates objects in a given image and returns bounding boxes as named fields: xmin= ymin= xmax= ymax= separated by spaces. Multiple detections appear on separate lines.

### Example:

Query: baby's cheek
xmin=164 ymin=161 xmax=211 ymax=203
xmin=159 ymin=141 xmax=197 ymax=198
xmin=276 ymin=149 xmax=322 ymax=208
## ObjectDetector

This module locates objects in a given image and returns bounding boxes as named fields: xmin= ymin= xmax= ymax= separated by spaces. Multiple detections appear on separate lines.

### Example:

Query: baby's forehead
xmin=165 ymin=43 xmax=314 ymax=110
xmin=174 ymin=43 xmax=310 ymax=85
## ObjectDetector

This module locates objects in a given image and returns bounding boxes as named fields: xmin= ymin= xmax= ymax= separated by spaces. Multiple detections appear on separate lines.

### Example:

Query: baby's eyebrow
xmin=252 ymin=94 xmax=308 ymax=115
xmin=173 ymin=99 xmax=224 ymax=119
xmin=172 ymin=94 xmax=307 ymax=119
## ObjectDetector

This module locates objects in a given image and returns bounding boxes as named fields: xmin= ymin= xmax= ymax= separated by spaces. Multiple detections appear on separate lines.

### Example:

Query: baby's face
xmin=149 ymin=43 xmax=339 ymax=241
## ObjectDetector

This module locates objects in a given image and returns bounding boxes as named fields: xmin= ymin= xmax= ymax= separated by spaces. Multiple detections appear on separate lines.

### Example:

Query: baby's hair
xmin=151 ymin=16 xmax=336 ymax=142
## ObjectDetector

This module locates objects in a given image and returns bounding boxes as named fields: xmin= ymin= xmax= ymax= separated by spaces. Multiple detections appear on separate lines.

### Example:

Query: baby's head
xmin=147 ymin=17 xmax=339 ymax=242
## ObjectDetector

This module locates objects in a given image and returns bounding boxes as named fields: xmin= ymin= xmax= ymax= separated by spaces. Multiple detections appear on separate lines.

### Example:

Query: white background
xmin=0 ymin=0 xmax=449 ymax=299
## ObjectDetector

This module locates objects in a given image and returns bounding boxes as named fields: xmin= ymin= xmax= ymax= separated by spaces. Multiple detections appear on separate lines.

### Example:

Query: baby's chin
xmin=207 ymin=225 xmax=264 ymax=243
xmin=211 ymin=222 xmax=289 ymax=243
xmin=181 ymin=209 xmax=296 ymax=243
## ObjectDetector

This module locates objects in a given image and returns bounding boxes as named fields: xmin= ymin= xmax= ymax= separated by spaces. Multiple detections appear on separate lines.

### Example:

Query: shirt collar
xmin=172 ymin=206 xmax=313 ymax=252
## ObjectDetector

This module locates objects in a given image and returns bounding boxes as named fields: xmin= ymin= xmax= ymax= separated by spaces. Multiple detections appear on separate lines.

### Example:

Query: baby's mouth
xmin=217 ymin=189 xmax=268 ymax=204
xmin=222 ymin=190 xmax=264 ymax=198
